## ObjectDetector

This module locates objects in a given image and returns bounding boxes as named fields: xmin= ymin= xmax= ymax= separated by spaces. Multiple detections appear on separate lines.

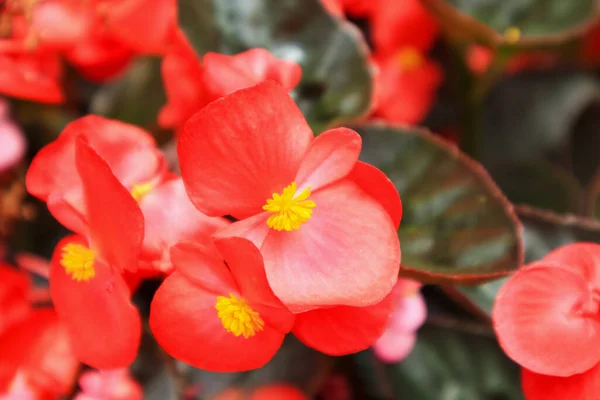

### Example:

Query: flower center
xmin=60 ymin=244 xmax=96 ymax=282
xmin=396 ymin=47 xmax=423 ymax=71
xmin=215 ymin=294 xmax=264 ymax=339
xmin=262 ymin=182 xmax=316 ymax=232
xmin=504 ymin=26 xmax=521 ymax=43
xmin=130 ymin=181 xmax=156 ymax=202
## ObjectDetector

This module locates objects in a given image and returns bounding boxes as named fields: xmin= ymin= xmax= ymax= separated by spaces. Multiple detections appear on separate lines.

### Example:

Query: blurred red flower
xmin=0 ymin=100 xmax=25 ymax=174
xmin=159 ymin=30 xmax=301 ymax=130
xmin=178 ymin=81 xmax=401 ymax=314
xmin=150 ymin=238 xmax=295 ymax=372
xmin=493 ymin=243 xmax=600 ymax=400
xmin=74 ymin=368 xmax=142 ymax=400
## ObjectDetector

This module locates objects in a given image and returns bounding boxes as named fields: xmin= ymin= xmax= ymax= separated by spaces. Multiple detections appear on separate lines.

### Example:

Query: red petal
xmin=295 ymin=128 xmax=361 ymax=192
xmin=0 ymin=50 xmax=63 ymax=104
xmin=158 ymin=29 xmax=207 ymax=129
xmin=150 ymin=272 xmax=285 ymax=372
xmin=169 ymin=241 xmax=237 ymax=292
xmin=261 ymin=180 xmax=400 ymax=310
xmin=203 ymin=49 xmax=301 ymax=99
xmin=493 ymin=264 xmax=600 ymax=376
xmin=215 ymin=213 xmax=271 ymax=249
xmin=0 ymin=264 xmax=30 ymax=336
xmin=0 ymin=309 xmax=78 ymax=395
xmin=293 ymin=293 xmax=392 ymax=355
xmin=26 ymin=116 xmax=163 ymax=231
xmin=104 ymin=0 xmax=176 ymax=55
xmin=32 ymin=0 xmax=93 ymax=51
xmin=215 ymin=237 xmax=295 ymax=332
xmin=75 ymin=138 xmax=144 ymax=272
xmin=539 ymin=242 xmax=600 ymax=287
xmin=139 ymin=178 xmax=229 ymax=273
xmin=347 ymin=161 xmax=402 ymax=230
xmin=522 ymin=364 xmax=600 ymax=400
xmin=178 ymin=81 xmax=312 ymax=219
xmin=50 ymin=236 xmax=141 ymax=369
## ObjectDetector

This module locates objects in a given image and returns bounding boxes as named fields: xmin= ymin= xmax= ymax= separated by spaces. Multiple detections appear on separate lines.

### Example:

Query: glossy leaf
xmin=177 ymin=0 xmax=373 ymax=132
xmin=449 ymin=205 xmax=600 ymax=319
xmin=482 ymin=71 xmax=600 ymax=166
xmin=421 ymin=0 xmax=599 ymax=48
xmin=354 ymin=123 xmax=523 ymax=284
xmin=386 ymin=325 xmax=523 ymax=400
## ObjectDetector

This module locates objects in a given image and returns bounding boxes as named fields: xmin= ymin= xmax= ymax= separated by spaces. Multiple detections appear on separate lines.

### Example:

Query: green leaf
xmin=90 ymin=57 xmax=167 ymax=133
xmin=177 ymin=0 xmax=373 ymax=132
xmin=488 ymin=161 xmax=582 ymax=214
xmin=387 ymin=325 xmax=523 ymax=400
xmin=482 ymin=71 xmax=600 ymax=166
xmin=353 ymin=123 xmax=523 ymax=284
xmin=444 ymin=278 xmax=508 ymax=320
xmin=421 ymin=0 xmax=599 ymax=48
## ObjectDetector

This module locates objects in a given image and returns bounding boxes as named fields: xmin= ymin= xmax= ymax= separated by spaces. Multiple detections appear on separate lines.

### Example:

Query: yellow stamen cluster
xmin=504 ymin=27 xmax=521 ymax=44
xmin=397 ymin=47 xmax=424 ymax=71
xmin=263 ymin=182 xmax=316 ymax=231
xmin=130 ymin=181 xmax=156 ymax=202
xmin=215 ymin=294 xmax=265 ymax=339
xmin=60 ymin=244 xmax=96 ymax=282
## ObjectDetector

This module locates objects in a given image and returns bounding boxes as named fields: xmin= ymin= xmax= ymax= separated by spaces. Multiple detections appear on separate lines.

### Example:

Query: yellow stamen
xmin=215 ymin=294 xmax=264 ymax=339
xmin=397 ymin=47 xmax=424 ymax=71
xmin=504 ymin=27 xmax=521 ymax=44
xmin=262 ymin=182 xmax=316 ymax=231
xmin=130 ymin=181 xmax=156 ymax=202
xmin=60 ymin=244 xmax=96 ymax=282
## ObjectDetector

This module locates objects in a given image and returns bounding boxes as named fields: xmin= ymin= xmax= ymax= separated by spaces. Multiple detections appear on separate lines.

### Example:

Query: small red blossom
xmin=47 ymin=138 xmax=144 ymax=369
xmin=0 ymin=100 xmax=25 ymax=174
xmin=178 ymin=81 xmax=401 ymax=313
xmin=493 ymin=243 xmax=600 ymax=400
xmin=159 ymin=30 xmax=302 ymax=130
xmin=150 ymin=238 xmax=295 ymax=372
xmin=0 ymin=309 xmax=78 ymax=398
xmin=74 ymin=368 xmax=142 ymax=400
xmin=372 ymin=49 xmax=442 ymax=124
xmin=373 ymin=279 xmax=426 ymax=363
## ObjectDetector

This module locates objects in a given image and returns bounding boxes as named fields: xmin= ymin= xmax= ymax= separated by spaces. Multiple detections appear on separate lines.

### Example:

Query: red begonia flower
xmin=0 ymin=100 xmax=26 ymax=173
xmin=74 ymin=368 xmax=142 ymax=400
xmin=0 ymin=264 xmax=30 ymax=337
xmin=178 ymin=82 xmax=401 ymax=311
xmin=150 ymin=237 xmax=295 ymax=372
xmin=373 ymin=279 xmax=426 ymax=363
xmin=371 ymin=0 xmax=438 ymax=55
xmin=522 ymin=363 xmax=600 ymax=400
xmin=493 ymin=243 xmax=600 ymax=378
xmin=0 ymin=48 xmax=63 ymax=103
xmin=292 ymin=292 xmax=393 ymax=355
xmin=65 ymin=28 xmax=134 ymax=83
xmin=101 ymin=0 xmax=176 ymax=55
xmin=48 ymin=138 xmax=143 ymax=369
xmin=0 ymin=308 xmax=78 ymax=397
xmin=159 ymin=30 xmax=302 ymax=130
xmin=29 ymin=0 xmax=94 ymax=52
xmin=211 ymin=385 xmax=308 ymax=400
xmin=26 ymin=115 xmax=166 ymax=233
xmin=320 ymin=0 xmax=377 ymax=18
xmin=372 ymin=50 xmax=442 ymax=124
xmin=138 ymin=177 xmax=230 ymax=274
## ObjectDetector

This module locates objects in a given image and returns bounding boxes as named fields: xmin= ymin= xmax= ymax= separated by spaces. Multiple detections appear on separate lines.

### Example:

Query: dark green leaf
xmin=177 ymin=0 xmax=373 ymax=132
xmin=421 ymin=0 xmax=599 ymax=48
xmin=387 ymin=325 xmax=523 ymax=400
xmin=354 ymin=123 xmax=523 ymax=284
xmin=482 ymin=71 xmax=600 ymax=166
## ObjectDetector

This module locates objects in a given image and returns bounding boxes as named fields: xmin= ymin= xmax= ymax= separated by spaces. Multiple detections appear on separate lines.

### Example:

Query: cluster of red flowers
xmin=493 ymin=243 xmax=600 ymax=400
xmin=25 ymin=80 xmax=402 ymax=372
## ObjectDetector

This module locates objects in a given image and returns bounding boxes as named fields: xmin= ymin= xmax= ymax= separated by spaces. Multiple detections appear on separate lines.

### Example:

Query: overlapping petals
xmin=150 ymin=238 xmax=294 ymax=372
xmin=179 ymin=82 xmax=401 ymax=312
xmin=493 ymin=243 xmax=600 ymax=400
